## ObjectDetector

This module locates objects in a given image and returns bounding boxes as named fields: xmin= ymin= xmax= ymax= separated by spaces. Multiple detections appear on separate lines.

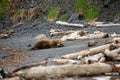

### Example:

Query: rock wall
xmin=0 ymin=0 xmax=120 ymax=32
xmin=7 ymin=0 xmax=120 ymax=22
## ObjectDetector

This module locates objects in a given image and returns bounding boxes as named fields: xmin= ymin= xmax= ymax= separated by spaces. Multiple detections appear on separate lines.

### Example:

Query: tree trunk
xmin=12 ymin=63 xmax=113 ymax=80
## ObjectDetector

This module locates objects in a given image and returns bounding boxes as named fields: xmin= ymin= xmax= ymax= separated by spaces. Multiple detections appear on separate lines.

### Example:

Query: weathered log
xmin=105 ymin=72 xmax=119 ymax=76
xmin=50 ymin=29 xmax=63 ymax=33
xmin=56 ymin=21 xmax=84 ymax=27
xmin=10 ymin=61 xmax=47 ymax=74
xmin=0 ymin=33 xmax=14 ymax=39
xmin=12 ymin=63 xmax=113 ymax=80
xmin=95 ymin=23 xmax=120 ymax=27
xmin=4 ymin=77 xmax=21 ymax=80
xmin=104 ymin=48 xmax=120 ymax=60
xmin=93 ymin=76 xmax=112 ymax=80
xmin=50 ymin=31 xmax=73 ymax=37
xmin=53 ymin=59 xmax=84 ymax=65
xmin=89 ymin=22 xmax=120 ymax=27
xmin=82 ymin=53 xmax=105 ymax=64
xmin=61 ymin=32 xmax=109 ymax=41
xmin=53 ymin=53 xmax=105 ymax=65
xmin=50 ymin=29 xmax=87 ymax=37
xmin=61 ymin=44 xmax=112 ymax=59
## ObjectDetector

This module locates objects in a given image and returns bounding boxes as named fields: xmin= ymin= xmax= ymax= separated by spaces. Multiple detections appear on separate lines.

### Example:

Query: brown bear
xmin=30 ymin=39 xmax=64 ymax=50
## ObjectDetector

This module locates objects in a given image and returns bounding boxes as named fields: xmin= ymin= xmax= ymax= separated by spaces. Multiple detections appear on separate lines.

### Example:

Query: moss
xmin=58 ymin=14 xmax=69 ymax=21
xmin=47 ymin=6 xmax=60 ymax=21
xmin=75 ymin=0 xmax=100 ymax=21
xmin=0 ymin=0 xmax=9 ymax=19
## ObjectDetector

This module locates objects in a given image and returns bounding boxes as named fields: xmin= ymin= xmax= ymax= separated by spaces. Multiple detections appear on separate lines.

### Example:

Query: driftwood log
xmin=82 ymin=53 xmax=105 ymax=64
xmin=50 ymin=29 xmax=87 ymax=37
xmin=61 ymin=43 xmax=120 ymax=59
xmin=104 ymin=48 xmax=120 ymax=60
xmin=89 ymin=22 xmax=120 ymax=27
xmin=11 ymin=63 xmax=113 ymax=80
xmin=53 ymin=59 xmax=84 ymax=65
xmin=53 ymin=53 xmax=105 ymax=65
xmin=56 ymin=21 xmax=84 ymax=27
xmin=61 ymin=32 xmax=109 ymax=41
xmin=4 ymin=77 xmax=21 ymax=80
xmin=56 ymin=21 xmax=120 ymax=27
xmin=0 ymin=33 xmax=14 ymax=39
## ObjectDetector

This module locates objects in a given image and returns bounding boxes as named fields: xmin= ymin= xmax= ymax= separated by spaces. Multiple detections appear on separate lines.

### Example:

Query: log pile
xmin=50 ymin=29 xmax=110 ymax=41
xmin=2 ymin=29 xmax=120 ymax=80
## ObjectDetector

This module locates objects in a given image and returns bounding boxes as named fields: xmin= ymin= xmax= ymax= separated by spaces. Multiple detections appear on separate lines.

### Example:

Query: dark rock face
xmin=10 ymin=0 xmax=120 ymax=22
xmin=91 ymin=0 xmax=120 ymax=21
xmin=67 ymin=13 xmax=83 ymax=23
xmin=0 ymin=0 xmax=120 ymax=31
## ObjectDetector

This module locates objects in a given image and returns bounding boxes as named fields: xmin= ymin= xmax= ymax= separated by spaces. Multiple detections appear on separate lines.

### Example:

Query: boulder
xmin=67 ymin=13 xmax=83 ymax=23
xmin=34 ymin=34 xmax=48 ymax=41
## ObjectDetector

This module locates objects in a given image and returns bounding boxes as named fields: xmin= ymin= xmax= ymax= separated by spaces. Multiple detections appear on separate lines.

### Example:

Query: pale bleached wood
xmin=82 ymin=53 xmax=105 ymax=64
xmin=53 ymin=53 xmax=105 ymax=65
xmin=50 ymin=29 xmax=87 ymax=37
xmin=53 ymin=59 xmax=84 ymax=65
xmin=88 ymin=22 xmax=120 ymax=27
xmin=61 ymin=44 xmax=112 ymax=59
xmin=105 ymin=72 xmax=119 ymax=76
xmin=4 ymin=77 xmax=21 ymax=80
xmin=0 ymin=33 xmax=14 ymax=39
xmin=61 ymin=32 xmax=109 ymax=41
xmin=104 ymin=48 xmax=120 ymax=60
xmin=12 ymin=63 xmax=112 ymax=80
xmin=95 ymin=23 xmax=120 ymax=27
xmin=56 ymin=21 xmax=84 ymax=27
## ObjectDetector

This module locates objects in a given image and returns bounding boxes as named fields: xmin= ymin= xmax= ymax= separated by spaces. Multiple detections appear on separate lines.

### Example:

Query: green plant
xmin=75 ymin=0 xmax=100 ymax=21
xmin=14 ymin=9 xmax=26 ymax=16
xmin=47 ymin=6 xmax=60 ymax=21
xmin=75 ymin=0 xmax=87 ymax=13
xmin=0 ymin=0 xmax=9 ymax=19
xmin=116 ymin=12 xmax=120 ymax=18
xmin=58 ymin=14 xmax=69 ymax=21
xmin=84 ymin=5 xmax=100 ymax=20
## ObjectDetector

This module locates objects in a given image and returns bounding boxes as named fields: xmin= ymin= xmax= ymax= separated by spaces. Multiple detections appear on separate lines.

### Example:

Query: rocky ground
xmin=0 ymin=21 xmax=120 ymax=73
xmin=0 ymin=0 xmax=120 ymax=79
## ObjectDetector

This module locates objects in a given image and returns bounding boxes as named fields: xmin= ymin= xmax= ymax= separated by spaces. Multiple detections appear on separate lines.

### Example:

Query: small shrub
xmin=84 ymin=5 xmax=100 ymax=20
xmin=58 ymin=14 xmax=69 ymax=21
xmin=13 ymin=9 xmax=27 ymax=23
xmin=47 ymin=6 xmax=60 ymax=21
xmin=28 ymin=7 xmax=44 ymax=20
xmin=0 ymin=0 xmax=9 ymax=19
xmin=75 ymin=0 xmax=100 ymax=21
xmin=75 ymin=0 xmax=87 ymax=13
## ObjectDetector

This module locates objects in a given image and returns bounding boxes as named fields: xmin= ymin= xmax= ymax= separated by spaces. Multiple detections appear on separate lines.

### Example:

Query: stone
xmin=67 ymin=13 xmax=83 ymax=23
xmin=34 ymin=34 xmax=48 ymax=41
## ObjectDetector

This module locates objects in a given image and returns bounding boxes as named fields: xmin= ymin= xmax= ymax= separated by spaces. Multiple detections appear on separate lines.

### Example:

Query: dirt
xmin=0 ymin=52 xmax=29 ymax=68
